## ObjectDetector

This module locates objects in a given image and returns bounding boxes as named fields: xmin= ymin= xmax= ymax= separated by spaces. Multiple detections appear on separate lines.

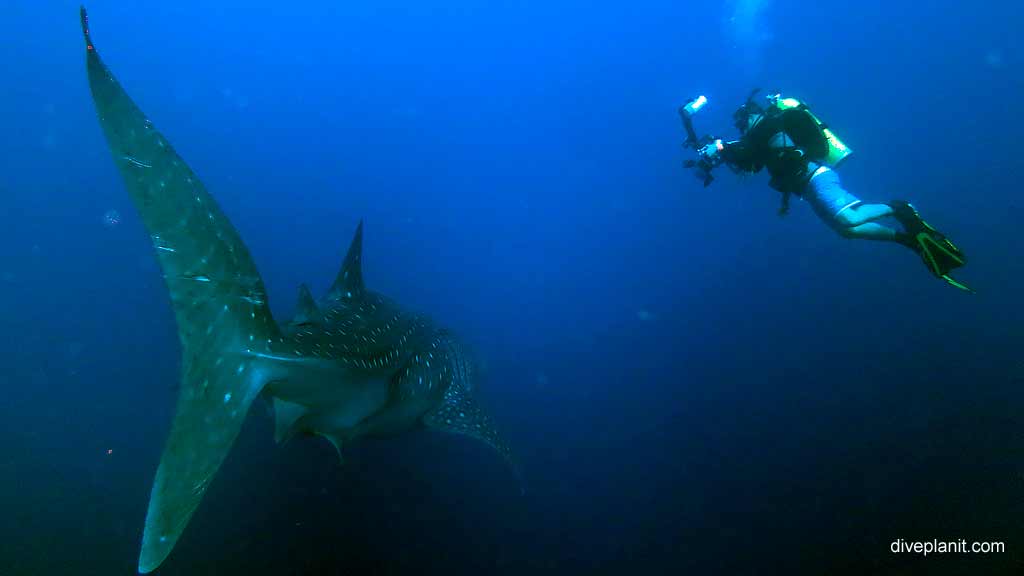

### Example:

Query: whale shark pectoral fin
xmin=273 ymin=398 xmax=309 ymax=444
xmin=423 ymin=380 xmax=521 ymax=489
xmin=317 ymin=432 xmax=345 ymax=464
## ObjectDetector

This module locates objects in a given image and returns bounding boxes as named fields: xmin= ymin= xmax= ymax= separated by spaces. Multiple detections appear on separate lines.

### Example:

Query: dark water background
xmin=2 ymin=0 xmax=1023 ymax=574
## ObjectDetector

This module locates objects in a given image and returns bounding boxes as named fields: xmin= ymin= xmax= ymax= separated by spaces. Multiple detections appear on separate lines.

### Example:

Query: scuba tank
xmin=766 ymin=94 xmax=852 ymax=167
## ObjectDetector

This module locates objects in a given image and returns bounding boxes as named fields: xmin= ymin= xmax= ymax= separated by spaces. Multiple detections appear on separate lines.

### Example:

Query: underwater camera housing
xmin=678 ymin=95 xmax=719 ymax=187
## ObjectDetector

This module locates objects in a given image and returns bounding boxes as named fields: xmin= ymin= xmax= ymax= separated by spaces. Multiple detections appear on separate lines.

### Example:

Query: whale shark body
xmin=79 ymin=8 xmax=515 ymax=573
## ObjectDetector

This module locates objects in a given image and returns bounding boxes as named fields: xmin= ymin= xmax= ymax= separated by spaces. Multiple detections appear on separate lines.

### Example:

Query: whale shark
xmin=79 ymin=8 xmax=516 ymax=573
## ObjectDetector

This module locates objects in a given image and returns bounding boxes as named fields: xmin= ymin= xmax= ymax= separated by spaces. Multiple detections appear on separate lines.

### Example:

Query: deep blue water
xmin=3 ymin=0 xmax=1023 ymax=574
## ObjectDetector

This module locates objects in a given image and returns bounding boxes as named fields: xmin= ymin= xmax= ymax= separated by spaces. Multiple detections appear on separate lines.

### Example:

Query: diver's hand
xmin=697 ymin=139 xmax=724 ymax=165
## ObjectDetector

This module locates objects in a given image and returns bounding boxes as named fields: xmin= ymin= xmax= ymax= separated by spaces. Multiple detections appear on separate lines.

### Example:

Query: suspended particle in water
xmin=103 ymin=209 xmax=121 ymax=227
xmin=535 ymin=372 xmax=549 ymax=387
xmin=985 ymin=48 xmax=1004 ymax=69
xmin=636 ymin=308 xmax=654 ymax=322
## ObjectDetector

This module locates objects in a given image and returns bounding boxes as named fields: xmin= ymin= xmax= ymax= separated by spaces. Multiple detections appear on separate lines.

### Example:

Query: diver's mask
xmin=733 ymin=102 xmax=764 ymax=134
xmin=732 ymin=88 xmax=765 ymax=134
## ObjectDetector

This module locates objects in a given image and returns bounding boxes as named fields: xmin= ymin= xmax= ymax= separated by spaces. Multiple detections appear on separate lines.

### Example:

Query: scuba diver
xmin=679 ymin=90 xmax=970 ymax=292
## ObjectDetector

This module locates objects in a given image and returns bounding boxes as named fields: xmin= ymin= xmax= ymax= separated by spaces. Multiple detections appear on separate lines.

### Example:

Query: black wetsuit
xmin=719 ymin=108 xmax=828 ymax=200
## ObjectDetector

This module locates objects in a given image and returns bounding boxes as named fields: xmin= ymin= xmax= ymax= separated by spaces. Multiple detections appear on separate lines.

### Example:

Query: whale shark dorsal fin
xmin=291 ymin=283 xmax=320 ymax=325
xmin=328 ymin=220 xmax=365 ymax=301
